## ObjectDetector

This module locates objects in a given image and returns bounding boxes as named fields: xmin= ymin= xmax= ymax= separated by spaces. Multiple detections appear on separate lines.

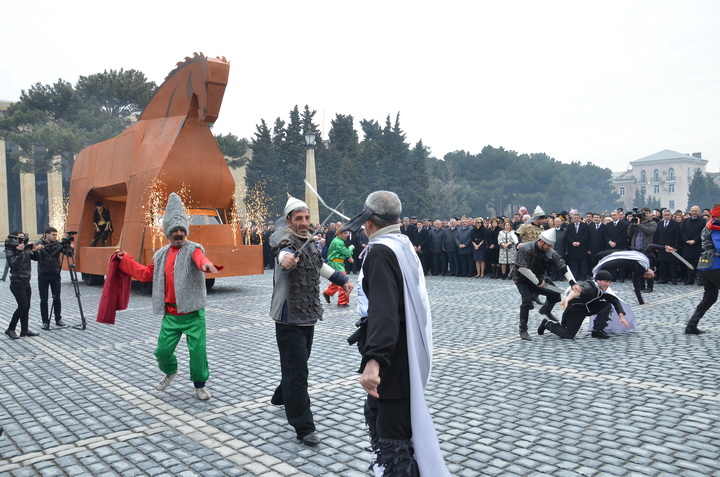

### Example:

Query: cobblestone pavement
xmin=1 ymin=261 xmax=720 ymax=476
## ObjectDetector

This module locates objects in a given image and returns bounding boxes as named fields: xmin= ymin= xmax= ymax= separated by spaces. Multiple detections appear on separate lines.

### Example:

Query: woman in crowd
xmin=486 ymin=217 xmax=501 ymax=278
xmin=471 ymin=218 xmax=487 ymax=278
xmin=497 ymin=221 xmax=518 ymax=279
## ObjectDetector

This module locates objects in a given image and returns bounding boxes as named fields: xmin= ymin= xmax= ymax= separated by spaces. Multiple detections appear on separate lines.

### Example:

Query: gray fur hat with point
xmin=163 ymin=192 xmax=190 ymax=237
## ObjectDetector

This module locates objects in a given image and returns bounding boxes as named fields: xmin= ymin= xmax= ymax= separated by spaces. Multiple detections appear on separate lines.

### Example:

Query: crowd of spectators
xmin=256 ymin=203 xmax=711 ymax=287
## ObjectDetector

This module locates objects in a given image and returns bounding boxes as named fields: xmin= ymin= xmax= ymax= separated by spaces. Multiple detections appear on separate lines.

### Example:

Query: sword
xmin=304 ymin=179 xmax=350 ymax=221
xmin=543 ymin=283 xmax=567 ymax=295
xmin=670 ymin=250 xmax=695 ymax=270
xmin=294 ymin=199 xmax=344 ymax=257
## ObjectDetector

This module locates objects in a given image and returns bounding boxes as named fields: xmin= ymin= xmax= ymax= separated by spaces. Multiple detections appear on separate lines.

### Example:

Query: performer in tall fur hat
xmin=117 ymin=193 xmax=219 ymax=400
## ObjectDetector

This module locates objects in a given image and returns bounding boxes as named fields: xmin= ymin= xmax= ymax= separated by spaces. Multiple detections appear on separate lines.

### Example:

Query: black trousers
xmin=91 ymin=225 xmax=109 ymax=247
xmin=515 ymin=281 xmax=561 ymax=330
xmin=431 ymin=251 xmax=447 ymax=276
xmin=274 ymin=323 xmax=315 ymax=438
xmin=38 ymin=274 xmax=62 ymax=323
xmin=8 ymin=281 xmax=32 ymax=333
xmin=446 ymin=251 xmax=459 ymax=275
xmin=366 ymin=395 xmax=411 ymax=440
xmin=657 ymin=260 xmax=677 ymax=282
xmin=690 ymin=269 xmax=720 ymax=324
xmin=546 ymin=301 xmax=613 ymax=339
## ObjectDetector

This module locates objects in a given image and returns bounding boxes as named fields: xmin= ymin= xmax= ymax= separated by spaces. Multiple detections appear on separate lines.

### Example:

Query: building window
xmin=619 ymin=187 xmax=625 ymax=197
xmin=669 ymin=200 xmax=675 ymax=210
xmin=653 ymin=169 xmax=660 ymax=182
xmin=669 ymin=184 xmax=675 ymax=193
xmin=668 ymin=168 xmax=675 ymax=181
xmin=640 ymin=186 xmax=646 ymax=196
xmin=654 ymin=185 xmax=660 ymax=194
xmin=641 ymin=170 xmax=647 ymax=183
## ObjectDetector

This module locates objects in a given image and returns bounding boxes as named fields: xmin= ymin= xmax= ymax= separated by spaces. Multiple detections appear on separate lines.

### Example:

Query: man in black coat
xmin=443 ymin=218 xmax=459 ymax=276
xmin=411 ymin=221 xmax=430 ymax=275
xmin=537 ymin=270 xmax=627 ymax=339
xmin=587 ymin=213 xmax=608 ymax=267
xmin=654 ymin=209 xmax=682 ymax=284
xmin=682 ymin=206 xmax=704 ymax=285
xmin=565 ymin=213 xmax=590 ymax=280
xmin=428 ymin=220 xmax=447 ymax=276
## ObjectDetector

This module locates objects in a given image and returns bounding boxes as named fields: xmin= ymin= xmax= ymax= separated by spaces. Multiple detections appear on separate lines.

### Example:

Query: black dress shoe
xmin=20 ymin=330 xmax=39 ymax=337
xmin=519 ymin=330 xmax=532 ymax=341
xmin=41 ymin=322 xmax=50 ymax=331
xmin=537 ymin=319 xmax=548 ymax=336
xmin=55 ymin=320 xmax=67 ymax=327
xmin=322 ymin=292 xmax=331 ymax=304
xmin=299 ymin=431 xmax=321 ymax=446
xmin=591 ymin=330 xmax=610 ymax=339
xmin=5 ymin=330 xmax=19 ymax=340
xmin=337 ymin=303 xmax=350 ymax=308
xmin=646 ymin=287 xmax=654 ymax=293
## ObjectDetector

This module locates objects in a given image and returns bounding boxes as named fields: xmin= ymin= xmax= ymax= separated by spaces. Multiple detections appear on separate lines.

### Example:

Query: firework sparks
xmin=230 ymin=184 xmax=243 ymax=246
xmin=243 ymin=181 xmax=271 ymax=244
xmin=49 ymin=193 xmax=69 ymax=234
xmin=140 ymin=178 xmax=167 ymax=251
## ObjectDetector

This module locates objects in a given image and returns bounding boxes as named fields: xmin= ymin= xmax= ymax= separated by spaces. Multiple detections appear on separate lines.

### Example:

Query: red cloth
xmin=96 ymin=252 xmax=131 ymax=324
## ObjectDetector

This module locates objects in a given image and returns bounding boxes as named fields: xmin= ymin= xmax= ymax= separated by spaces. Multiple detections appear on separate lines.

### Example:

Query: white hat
xmin=531 ymin=205 xmax=546 ymax=220
xmin=284 ymin=196 xmax=308 ymax=218
xmin=538 ymin=227 xmax=556 ymax=246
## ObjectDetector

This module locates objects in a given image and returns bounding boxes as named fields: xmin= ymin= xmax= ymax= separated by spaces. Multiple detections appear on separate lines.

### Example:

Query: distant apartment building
xmin=612 ymin=149 xmax=708 ymax=212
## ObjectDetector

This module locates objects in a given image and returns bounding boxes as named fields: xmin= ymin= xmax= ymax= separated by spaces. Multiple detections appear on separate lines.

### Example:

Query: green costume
xmin=326 ymin=236 xmax=354 ymax=271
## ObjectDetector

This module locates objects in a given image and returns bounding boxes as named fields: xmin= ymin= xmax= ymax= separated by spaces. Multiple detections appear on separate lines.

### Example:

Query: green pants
xmin=155 ymin=309 xmax=209 ymax=383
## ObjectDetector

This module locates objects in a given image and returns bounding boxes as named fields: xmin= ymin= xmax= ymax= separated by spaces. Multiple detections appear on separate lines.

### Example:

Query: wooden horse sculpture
xmin=67 ymin=53 xmax=262 ymax=281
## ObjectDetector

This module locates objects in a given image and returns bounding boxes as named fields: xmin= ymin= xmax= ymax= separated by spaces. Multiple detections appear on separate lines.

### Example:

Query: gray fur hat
xmin=163 ymin=192 xmax=189 ymax=237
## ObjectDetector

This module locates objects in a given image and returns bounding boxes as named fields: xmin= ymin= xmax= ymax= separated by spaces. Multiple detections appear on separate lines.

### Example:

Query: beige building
xmin=612 ymin=149 xmax=708 ymax=212
xmin=1 ymin=101 xmax=64 ymax=241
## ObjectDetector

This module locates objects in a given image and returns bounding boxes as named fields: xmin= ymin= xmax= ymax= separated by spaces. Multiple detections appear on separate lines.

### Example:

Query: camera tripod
xmin=49 ymin=248 xmax=86 ymax=330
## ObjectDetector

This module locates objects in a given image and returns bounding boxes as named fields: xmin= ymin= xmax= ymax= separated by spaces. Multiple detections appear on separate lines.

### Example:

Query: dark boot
xmin=373 ymin=438 xmax=419 ymax=476
xmin=537 ymin=318 xmax=548 ymax=336
xmin=519 ymin=309 xmax=532 ymax=341
xmin=685 ymin=312 xmax=707 ymax=335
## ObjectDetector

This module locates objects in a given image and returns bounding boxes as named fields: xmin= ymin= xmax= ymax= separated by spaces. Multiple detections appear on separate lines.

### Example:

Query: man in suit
xmin=565 ymin=213 xmax=590 ymax=280
xmin=455 ymin=217 xmax=474 ymax=277
xmin=411 ymin=220 xmax=430 ymax=275
xmin=604 ymin=209 xmax=630 ymax=282
xmin=444 ymin=218 xmax=459 ymax=276
xmin=654 ymin=209 xmax=682 ymax=284
xmin=682 ymin=205 xmax=705 ymax=285
xmin=429 ymin=220 xmax=447 ymax=276
xmin=588 ymin=213 xmax=608 ymax=267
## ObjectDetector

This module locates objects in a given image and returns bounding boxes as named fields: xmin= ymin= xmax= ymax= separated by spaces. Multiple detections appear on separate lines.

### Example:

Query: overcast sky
xmin=2 ymin=0 xmax=718 ymax=172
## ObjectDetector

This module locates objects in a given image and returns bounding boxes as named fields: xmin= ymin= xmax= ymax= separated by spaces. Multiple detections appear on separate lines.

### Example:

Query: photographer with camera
xmin=628 ymin=207 xmax=657 ymax=293
xmin=36 ymin=227 xmax=74 ymax=330
xmin=4 ymin=231 xmax=41 ymax=339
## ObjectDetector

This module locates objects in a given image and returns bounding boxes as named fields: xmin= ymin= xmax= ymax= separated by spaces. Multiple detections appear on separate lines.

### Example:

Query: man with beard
xmin=514 ymin=228 xmax=581 ymax=341
xmin=117 ymin=193 xmax=219 ymax=400
xmin=270 ymin=197 xmax=353 ymax=446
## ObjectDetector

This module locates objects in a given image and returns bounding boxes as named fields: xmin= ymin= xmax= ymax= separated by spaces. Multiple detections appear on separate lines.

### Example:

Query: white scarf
xmin=592 ymin=250 xmax=649 ymax=276
xmin=360 ymin=231 xmax=450 ymax=476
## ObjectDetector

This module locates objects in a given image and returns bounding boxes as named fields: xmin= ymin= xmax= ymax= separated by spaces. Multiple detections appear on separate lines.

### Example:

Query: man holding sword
xmin=513 ymin=228 xmax=582 ymax=341
xmin=269 ymin=196 xmax=353 ymax=447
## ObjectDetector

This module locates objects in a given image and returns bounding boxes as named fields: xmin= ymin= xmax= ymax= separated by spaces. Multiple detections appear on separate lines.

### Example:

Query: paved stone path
xmin=1 ymin=263 xmax=720 ymax=476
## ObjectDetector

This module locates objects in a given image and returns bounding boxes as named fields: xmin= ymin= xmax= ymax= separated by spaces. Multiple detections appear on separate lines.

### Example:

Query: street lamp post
xmin=304 ymin=129 xmax=320 ymax=225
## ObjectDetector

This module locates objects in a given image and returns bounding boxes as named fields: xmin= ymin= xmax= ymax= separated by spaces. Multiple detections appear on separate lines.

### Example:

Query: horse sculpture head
xmin=139 ymin=52 xmax=229 ymax=123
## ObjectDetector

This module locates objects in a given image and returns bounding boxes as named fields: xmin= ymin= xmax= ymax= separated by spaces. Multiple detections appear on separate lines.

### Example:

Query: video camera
xmin=5 ymin=233 xmax=30 ymax=249
xmin=631 ymin=208 xmax=647 ymax=220
xmin=61 ymin=231 xmax=78 ymax=245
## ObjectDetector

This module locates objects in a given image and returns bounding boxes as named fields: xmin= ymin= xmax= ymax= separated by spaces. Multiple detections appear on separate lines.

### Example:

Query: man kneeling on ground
xmin=537 ymin=270 xmax=628 ymax=339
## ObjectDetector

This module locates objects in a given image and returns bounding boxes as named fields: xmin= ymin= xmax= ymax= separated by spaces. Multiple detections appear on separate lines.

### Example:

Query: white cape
xmin=587 ymin=286 xmax=639 ymax=333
